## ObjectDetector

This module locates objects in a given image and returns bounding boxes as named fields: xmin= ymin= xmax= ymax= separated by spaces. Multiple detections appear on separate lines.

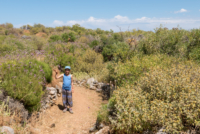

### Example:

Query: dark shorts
xmin=62 ymin=89 xmax=73 ymax=107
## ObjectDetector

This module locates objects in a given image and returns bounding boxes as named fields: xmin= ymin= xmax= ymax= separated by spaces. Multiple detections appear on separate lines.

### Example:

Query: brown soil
xmin=23 ymin=30 xmax=30 ymax=34
xmin=36 ymin=32 xmax=47 ymax=37
xmin=33 ymin=69 xmax=106 ymax=134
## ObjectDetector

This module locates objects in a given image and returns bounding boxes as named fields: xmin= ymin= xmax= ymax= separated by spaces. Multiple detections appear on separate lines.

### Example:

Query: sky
xmin=0 ymin=0 xmax=200 ymax=31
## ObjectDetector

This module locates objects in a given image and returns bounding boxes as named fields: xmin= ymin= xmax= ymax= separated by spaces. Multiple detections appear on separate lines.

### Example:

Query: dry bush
xmin=78 ymin=36 xmax=90 ymax=44
xmin=109 ymin=61 xmax=200 ymax=133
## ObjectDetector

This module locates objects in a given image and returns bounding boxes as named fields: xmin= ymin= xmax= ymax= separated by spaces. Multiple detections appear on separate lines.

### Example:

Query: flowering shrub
xmin=0 ymin=59 xmax=52 ymax=111
xmin=109 ymin=62 xmax=200 ymax=133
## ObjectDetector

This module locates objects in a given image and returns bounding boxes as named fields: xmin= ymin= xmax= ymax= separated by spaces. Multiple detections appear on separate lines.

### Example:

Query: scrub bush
xmin=102 ymin=42 xmax=129 ymax=62
xmin=49 ymin=35 xmax=61 ymax=42
xmin=0 ymin=60 xmax=52 ymax=111
xmin=109 ymin=62 xmax=200 ymax=133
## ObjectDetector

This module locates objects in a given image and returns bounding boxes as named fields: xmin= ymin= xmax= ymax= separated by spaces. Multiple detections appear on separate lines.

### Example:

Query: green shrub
xmin=68 ymin=32 xmax=76 ymax=42
xmin=61 ymin=33 xmax=69 ymax=42
xmin=0 ymin=60 xmax=52 ymax=111
xmin=74 ymin=49 xmax=104 ymax=75
xmin=102 ymin=42 xmax=129 ymax=62
xmin=49 ymin=35 xmax=61 ymax=42
xmin=89 ymin=40 xmax=99 ymax=48
xmin=107 ymin=54 xmax=180 ymax=86
xmin=109 ymin=61 xmax=200 ymax=133
xmin=32 ymin=36 xmax=45 ymax=50
xmin=0 ymin=35 xmax=6 ymax=44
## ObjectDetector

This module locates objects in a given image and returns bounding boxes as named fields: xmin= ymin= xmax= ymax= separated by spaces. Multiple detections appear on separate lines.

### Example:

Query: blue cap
xmin=65 ymin=66 xmax=71 ymax=70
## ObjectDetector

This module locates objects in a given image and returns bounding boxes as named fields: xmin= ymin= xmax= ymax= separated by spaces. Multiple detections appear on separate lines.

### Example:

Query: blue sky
xmin=0 ymin=0 xmax=200 ymax=31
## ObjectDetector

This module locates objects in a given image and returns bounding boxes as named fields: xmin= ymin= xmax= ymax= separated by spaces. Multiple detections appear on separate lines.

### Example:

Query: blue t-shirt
xmin=62 ymin=74 xmax=71 ymax=91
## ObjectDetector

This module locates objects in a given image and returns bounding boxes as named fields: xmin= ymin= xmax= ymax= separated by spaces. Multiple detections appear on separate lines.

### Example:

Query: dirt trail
xmin=34 ymin=71 xmax=105 ymax=134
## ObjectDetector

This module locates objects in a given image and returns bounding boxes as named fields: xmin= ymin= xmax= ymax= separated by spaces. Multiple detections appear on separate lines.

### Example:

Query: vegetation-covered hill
xmin=1 ymin=22 xmax=200 ymax=133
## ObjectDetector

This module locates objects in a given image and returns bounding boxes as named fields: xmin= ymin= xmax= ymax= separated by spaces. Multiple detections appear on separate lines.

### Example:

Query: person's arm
xmin=71 ymin=75 xmax=74 ymax=93
xmin=54 ymin=70 xmax=64 ymax=79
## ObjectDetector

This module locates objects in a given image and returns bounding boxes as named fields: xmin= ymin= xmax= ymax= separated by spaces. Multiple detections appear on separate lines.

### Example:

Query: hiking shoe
xmin=69 ymin=108 xmax=73 ymax=114
xmin=63 ymin=108 xmax=68 ymax=113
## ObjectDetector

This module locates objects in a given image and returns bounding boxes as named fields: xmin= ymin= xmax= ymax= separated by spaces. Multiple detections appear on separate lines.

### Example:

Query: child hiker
xmin=54 ymin=66 xmax=74 ymax=114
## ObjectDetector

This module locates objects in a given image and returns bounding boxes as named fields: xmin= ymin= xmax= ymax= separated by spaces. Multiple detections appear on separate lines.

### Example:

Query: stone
xmin=47 ymin=87 xmax=57 ymax=92
xmin=95 ymin=126 xmax=109 ymax=134
xmin=50 ymin=123 xmax=55 ymax=128
xmin=97 ymin=83 xmax=104 ymax=89
xmin=89 ymin=125 xmax=97 ymax=132
xmin=55 ymin=85 xmax=62 ymax=94
xmin=0 ymin=126 xmax=14 ymax=134
xmin=21 ymin=35 xmax=31 ymax=39
xmin=96 ymin=89 xmax=102 ymax=92
xmin=45 ymin=99 xmax=49 ymax=103
xmin=49 ymin=90 xmax=56 ymax=95
xmin=98 ymin=123 xmax=104 ymax=129
xmin=45 ymin=104 xmax=50 ymax=108
xmin=87 ymin=78 xmax=95 ymax=87
xmin=57 ymin=94 xmax=61 ymax=97
xmin=90 ymin=85 xmax=96 ymax=90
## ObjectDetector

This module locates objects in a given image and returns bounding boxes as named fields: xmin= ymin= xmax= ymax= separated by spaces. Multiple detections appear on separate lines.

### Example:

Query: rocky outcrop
xmin=40 ymin=85 xmax=62 ymax=111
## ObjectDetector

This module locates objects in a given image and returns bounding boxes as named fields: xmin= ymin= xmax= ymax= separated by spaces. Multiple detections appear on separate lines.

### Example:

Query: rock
xmin=57 ymin=94 xmax=61 ymax=97
xmin=55 ymin=85 xmax=62 ymax=94
xmin=45 ymin=99 xmax=49 ymax=103
xmin=45 ymin=104 xmax=50 ymax=108
xmin=50 ymin=123 xmax=55 ymax=128
xmin=93 ymin=80 xmax=98 ymax=84
xmin=89 ymin=125 xmax=97 ymax=132
xmin=96 ymin=89 xmax=102 ymax=92
xmin=0 ymin=126 xmax=14 ymax=134
xmin=47 ymin=87 xmax=57 ymax=92
xmin=95 ymin=126 xmax=109 ymax=134
xmin=87 ymin=78 xmax=95 ymax=87
xmin=98 ymin=123 xmax=104 ymax=129
xmin=49 ymin=90 xmax=56 ymax=95
xmin=21 ymin=35 xmax=31 ymax=39
xmin=97 ymin=83 xmax=104 ymax=89
xmin=90 ymin=86 xmax=96 ymax=90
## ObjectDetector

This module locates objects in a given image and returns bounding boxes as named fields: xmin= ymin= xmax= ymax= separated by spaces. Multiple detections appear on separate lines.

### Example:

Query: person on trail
xmin=54 ymin=66 xmax=74 ymax=114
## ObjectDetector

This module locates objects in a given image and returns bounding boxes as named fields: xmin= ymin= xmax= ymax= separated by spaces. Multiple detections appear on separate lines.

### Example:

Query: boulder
xmin=0 ymin=126 xmax=14 ymax=134
xmin=87 ymin=78 xmax=95 ymax=87
xmin=96 ymin=89 xmax=102 ymax=92
xmin=90 ymin=85 xmax=96 ymax=90
xmin=49 ymin=90 xmax=56 ymax=95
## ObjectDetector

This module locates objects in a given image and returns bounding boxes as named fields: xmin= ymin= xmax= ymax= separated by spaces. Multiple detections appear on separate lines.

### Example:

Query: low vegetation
xmin=1 ymin=22 xmax=200 ymax=133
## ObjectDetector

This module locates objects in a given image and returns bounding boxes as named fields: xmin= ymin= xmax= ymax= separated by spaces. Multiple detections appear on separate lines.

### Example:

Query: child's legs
xmin=62 ymin=89 xmax=67 ymax=108
xmin=66 ymin=91 xmax=73 ymax=108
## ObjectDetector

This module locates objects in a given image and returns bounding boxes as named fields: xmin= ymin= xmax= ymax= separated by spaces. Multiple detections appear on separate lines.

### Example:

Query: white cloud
xmin=50 ymin=15 xmax=200 ymax=31
xmin=53 ymin=20 xmax=64 ymax=26
xmin=175 ymin=8 xmax=188 ymax=13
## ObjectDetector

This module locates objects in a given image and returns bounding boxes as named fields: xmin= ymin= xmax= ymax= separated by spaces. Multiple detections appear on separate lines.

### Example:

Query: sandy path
xmin=34 ymin=74 xmax=105 ymax=134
